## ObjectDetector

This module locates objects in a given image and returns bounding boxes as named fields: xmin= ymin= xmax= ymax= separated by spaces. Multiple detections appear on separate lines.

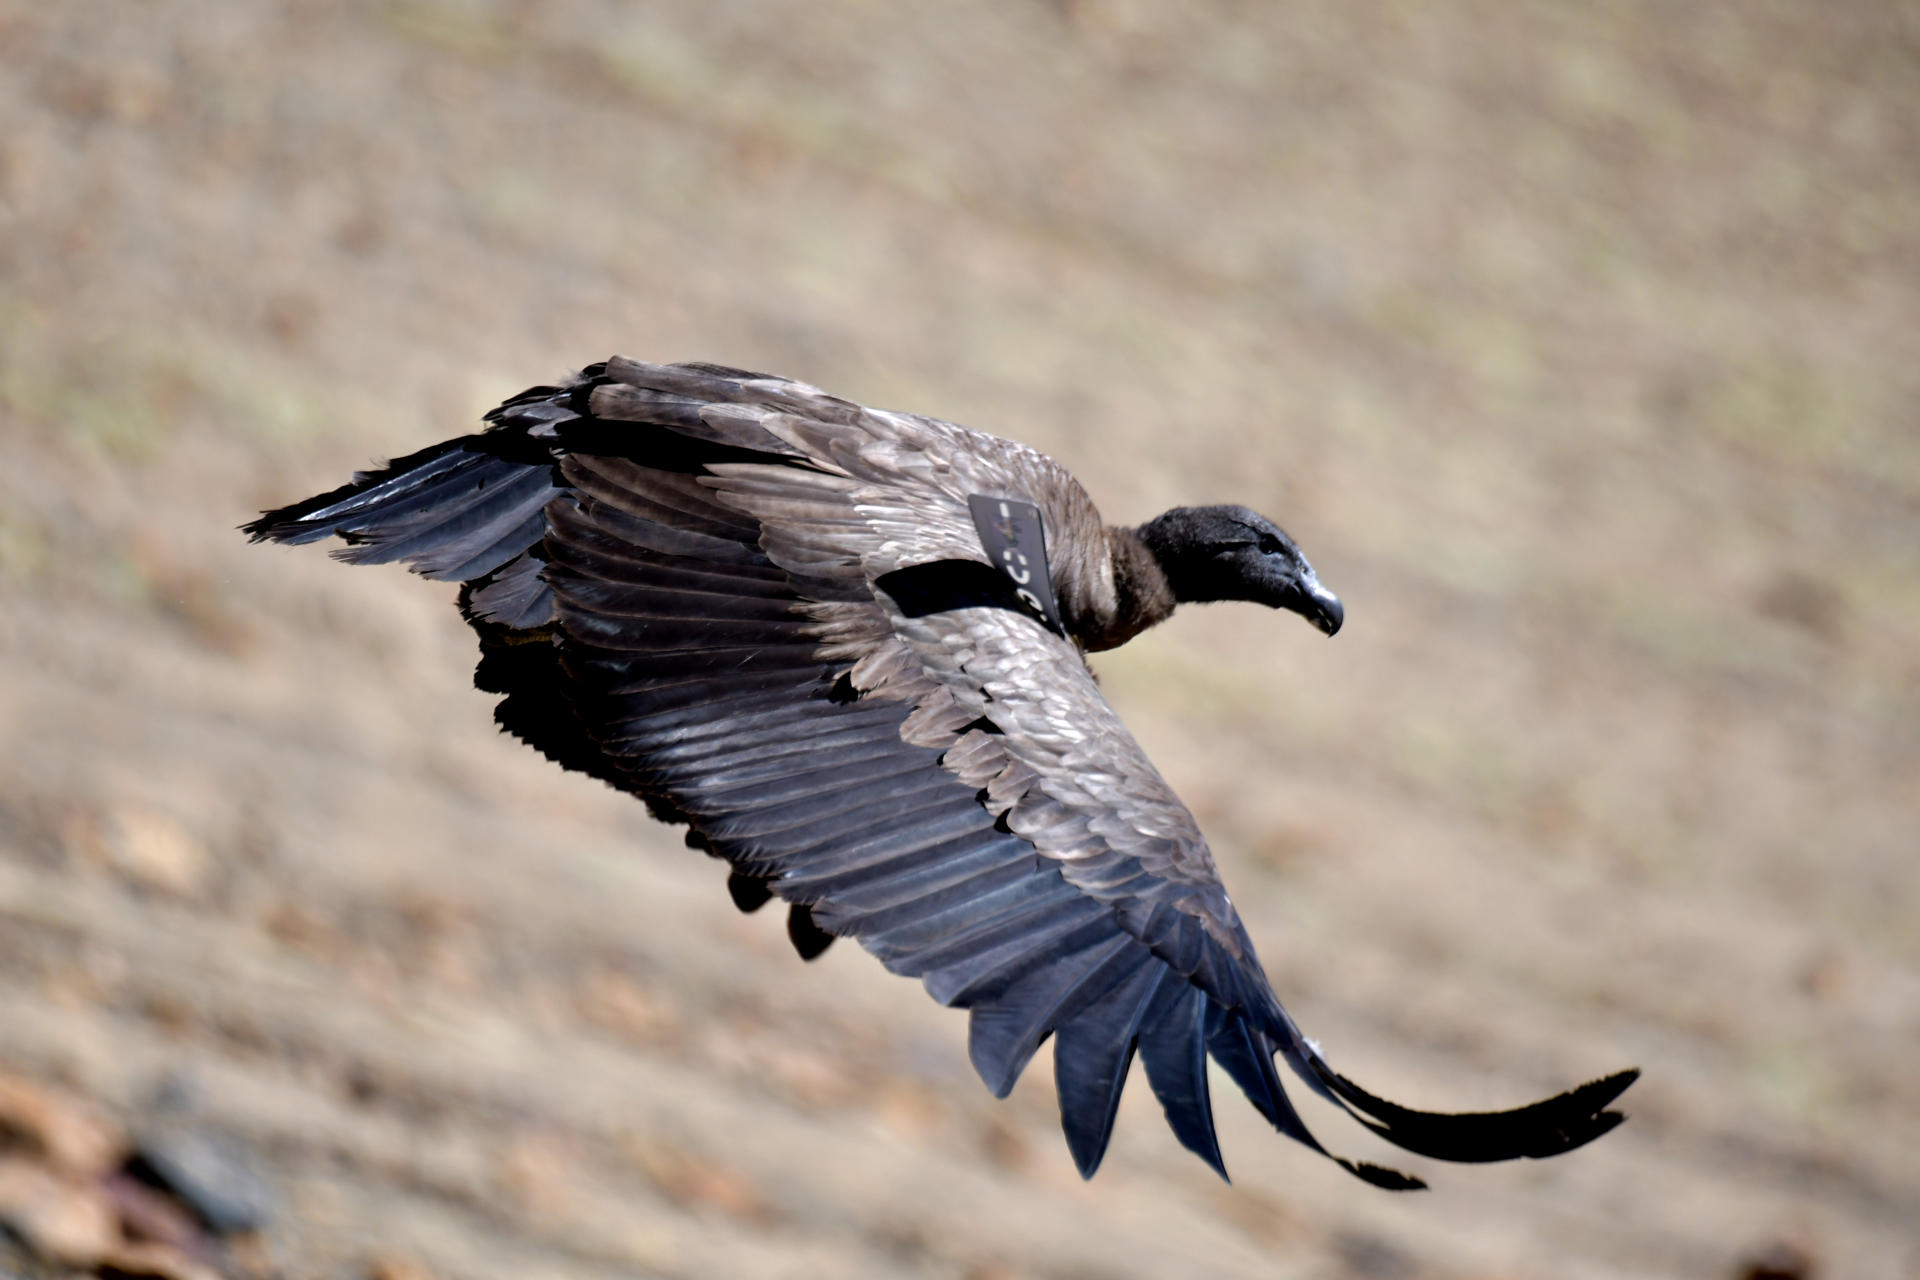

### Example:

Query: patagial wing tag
xmin=967 ymin=494 xmax=1065 ymax=635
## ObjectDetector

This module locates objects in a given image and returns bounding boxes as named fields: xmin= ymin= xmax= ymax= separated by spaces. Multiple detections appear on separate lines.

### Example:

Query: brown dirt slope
xmin=1 ymin=2 xmax=1916 ymax=1277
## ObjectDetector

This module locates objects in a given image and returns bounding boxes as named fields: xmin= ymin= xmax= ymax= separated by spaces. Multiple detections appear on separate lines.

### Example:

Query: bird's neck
xmin=1079 ymin=526 xmax=1178 ymax=652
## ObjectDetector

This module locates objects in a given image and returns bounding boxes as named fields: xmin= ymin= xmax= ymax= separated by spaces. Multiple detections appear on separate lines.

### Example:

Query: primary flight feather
xmin=247 ymin=357 xmax=1636 ymax=1187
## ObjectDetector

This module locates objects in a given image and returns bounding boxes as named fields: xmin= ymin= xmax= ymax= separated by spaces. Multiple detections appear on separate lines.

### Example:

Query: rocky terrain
xmin=1 ymin=2 xmax=1916 ymax=1277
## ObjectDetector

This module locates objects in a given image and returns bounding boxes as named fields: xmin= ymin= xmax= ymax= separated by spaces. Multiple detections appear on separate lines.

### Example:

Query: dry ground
xmin=1 ymin=2 xmax=1917 ymax=1277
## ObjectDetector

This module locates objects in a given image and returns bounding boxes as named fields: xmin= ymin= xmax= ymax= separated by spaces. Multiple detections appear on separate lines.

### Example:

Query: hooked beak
xmin=1287 ymin=568 xmax=1343 ymax=637
xmin=1304 ymin=579 xmax=1343 ymax=636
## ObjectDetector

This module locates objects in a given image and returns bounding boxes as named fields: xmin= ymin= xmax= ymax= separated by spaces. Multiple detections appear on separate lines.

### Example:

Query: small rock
xmin=367 ymin=1254 xmax=438 ymax=1280
xmin=95 ymin=1241 xmax=223 ymax=1280
xmin=0 ymin=1156 xmax=118 ymax=1266
xmin=1738 ymin=1241 xmax=1817 ymax=1280
xmin=575 ymin=970 xmax=680 ymax=1046
xmin=104 ymin=809 xmax=207 ymax=896
xmin=960 ymin=1263 xmax=1015 ymax=1280
xmin=1754 ymin=570 xmax=1845 ymax=642
xmin=764 ymin=1044 xmax=854 ymax=1111
xmin=874 ymin=1079 xmax=946 ymax=1141
xmin=1334 ymin=1229 xmax=1418 ymax=1280
xmin=0 ymin=1072 xmax=123 ymax=1177
xmin=126 ymin=1130 xmax=271 ymax=1236
xmin=100 ymin=1173 xmax=203 ymax=1252
xmin=978 ymin=1115 xmax=1028 ymax=1173
xmin=620 ymin=1135 xmax=775 ymax=1225
xmin=1797 ymin=949 xmax=1848 ymax=1001
xmin=498 ymin=1133 xmax=582 ymax=1222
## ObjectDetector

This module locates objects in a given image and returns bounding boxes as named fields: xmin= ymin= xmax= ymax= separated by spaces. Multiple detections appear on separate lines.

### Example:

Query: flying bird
xmin=247 ymin=358 xmax=1636 ymax=1188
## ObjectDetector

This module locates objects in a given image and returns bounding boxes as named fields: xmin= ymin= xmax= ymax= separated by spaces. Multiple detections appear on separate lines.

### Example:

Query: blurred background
xmin=1 ymin=2 xmax=1916 ymax=1277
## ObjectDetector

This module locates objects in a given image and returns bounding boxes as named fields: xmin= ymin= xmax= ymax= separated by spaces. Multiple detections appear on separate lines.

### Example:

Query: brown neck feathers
xmin=1080 ymin=526 xmax=1177 ymax=652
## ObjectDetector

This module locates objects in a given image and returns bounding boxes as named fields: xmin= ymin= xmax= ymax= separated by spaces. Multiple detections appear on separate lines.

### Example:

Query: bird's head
xmin=1135 ymin=505 xmax=1343 ymax=636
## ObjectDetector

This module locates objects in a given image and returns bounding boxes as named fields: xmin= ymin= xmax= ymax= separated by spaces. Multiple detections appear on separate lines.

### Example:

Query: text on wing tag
xmin=967 ymin=494 xmax=1065 ymax=635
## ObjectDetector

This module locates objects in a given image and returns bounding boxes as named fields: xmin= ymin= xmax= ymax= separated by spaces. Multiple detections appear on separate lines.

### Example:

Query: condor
xmin=247 ymin=358 xmax=1635 ymax=1187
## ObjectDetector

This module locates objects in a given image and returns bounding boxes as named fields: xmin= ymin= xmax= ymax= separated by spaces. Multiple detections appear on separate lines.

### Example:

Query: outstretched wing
xmin=246 ymin=358 xmax=1636 ymax=1185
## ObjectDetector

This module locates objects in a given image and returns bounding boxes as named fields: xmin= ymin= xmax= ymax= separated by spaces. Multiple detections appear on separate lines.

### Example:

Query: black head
xmin=1135 ymin=504 xmax=1343 ymax=636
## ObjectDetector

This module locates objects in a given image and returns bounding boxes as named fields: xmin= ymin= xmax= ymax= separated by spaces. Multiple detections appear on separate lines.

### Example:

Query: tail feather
xmin=1305 ymin=1060 xmax=1640 ymax=1163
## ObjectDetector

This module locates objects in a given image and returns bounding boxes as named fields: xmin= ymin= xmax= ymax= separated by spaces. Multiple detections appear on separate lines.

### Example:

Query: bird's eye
xmin=1257 ymin=534 xmax=1285 ymax=555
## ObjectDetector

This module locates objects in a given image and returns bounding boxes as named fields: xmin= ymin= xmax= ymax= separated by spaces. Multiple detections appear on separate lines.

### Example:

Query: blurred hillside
xmin=1 ymin=2 xmax=1916 ymax=1277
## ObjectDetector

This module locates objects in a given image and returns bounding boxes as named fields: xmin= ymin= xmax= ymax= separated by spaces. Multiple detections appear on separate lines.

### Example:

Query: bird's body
xmin=248 ymin=357 xmax=1634 ymax=1187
